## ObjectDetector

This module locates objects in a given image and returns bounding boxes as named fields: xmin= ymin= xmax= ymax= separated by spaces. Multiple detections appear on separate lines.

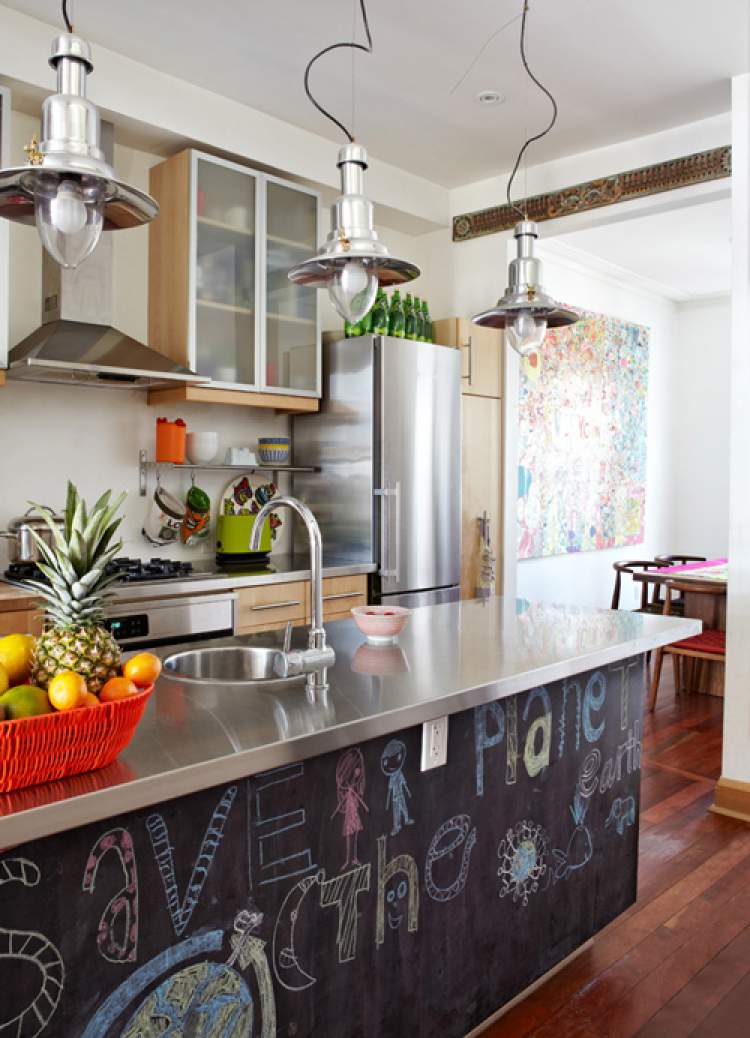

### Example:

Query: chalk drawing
xmin=523 ymin=687 xmax=552 ymax=778
xmin=119 ymin=961 xmax=252 ymax=1036
xmin=319 ymin=864 xmax=371 ymax=963
xmin=273 ymin=873 xmax=321 ymax=987
xmin=552 ymin=793 xmax=593 ymax=881
xmin=425 ymin=815 xmax=477 ymax=903
xmin=506 ymin=697 xmax=519 ymax=785
xmin=497 ymin=820 xmax=548 ymax=906
xmin=599 ymin=722 xmax=641 ymax=794
xmin=0 ymin=857 xmax=64 ymax=1038
xmin=475 ymin=701 xmax=504 ymax=797
xmin=577 ymin=748 xmax=602 ymax=799
xmin=381 ymin=739 xmax=414 ymax=836
xmin=558 ymin=680 xmax=582 ymax=757
xmin=81 ymin=931 xmax=224 ymax=1037
xmin=253 ymin=764 xmax=316 ymax=887
xmin=609 ymin=659 xmax=641 ymax=731
xmin=0 ymin=858 xmax=39 ymax=887
xmin=331 ymin=748 xmax=369 ymax=870
xmin=582 ymin=671 xmax=607 ymax=744
xmin=226 ymin=913 xmax=276 ymax=1038
xmin=146 ymin=784 xmax=237 ymax=936
xmin=82 ymin=827 xmax=139 ymax=964
xmin=376 ymin=835 xmax=419 ymax=946
xmin=605 ymin=796 xmax=636 ymax=835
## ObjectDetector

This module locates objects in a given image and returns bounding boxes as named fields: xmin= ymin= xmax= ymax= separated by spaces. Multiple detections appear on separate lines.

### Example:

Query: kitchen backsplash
xmin=0 ymin=381 xmax=293 ymax=565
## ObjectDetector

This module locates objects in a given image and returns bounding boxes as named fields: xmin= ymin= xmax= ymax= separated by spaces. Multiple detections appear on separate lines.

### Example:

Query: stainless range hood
xmin=7 ymin=123 xmax=205 ymax=390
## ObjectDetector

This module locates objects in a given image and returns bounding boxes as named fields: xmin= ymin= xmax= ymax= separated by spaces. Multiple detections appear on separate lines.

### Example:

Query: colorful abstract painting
xmin=517 ymin=309 xmax=650 ymax=560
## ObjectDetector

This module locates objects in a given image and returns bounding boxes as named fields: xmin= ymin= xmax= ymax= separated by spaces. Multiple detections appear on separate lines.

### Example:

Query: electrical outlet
xmin=420 ymin=715 xmax=448 ymax=770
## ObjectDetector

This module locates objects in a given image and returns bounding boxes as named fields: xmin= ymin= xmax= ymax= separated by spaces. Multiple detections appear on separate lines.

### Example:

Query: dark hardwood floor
xmin=482 ymin=670 xmax=749 ymax=1038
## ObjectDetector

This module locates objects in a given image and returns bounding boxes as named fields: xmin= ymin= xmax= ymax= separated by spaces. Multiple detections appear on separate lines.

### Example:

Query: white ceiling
xmin=3 ymin=0 xmax=748 ymax=188
xmin=556 ymin=197 xmax=732 ymax=299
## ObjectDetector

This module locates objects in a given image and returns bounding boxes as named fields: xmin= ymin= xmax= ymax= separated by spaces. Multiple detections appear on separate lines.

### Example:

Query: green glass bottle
xmin=414 ymin=295 xmax=425 ymax=341
xmin=344 ymin=318 xmax=353 ymax=338
xmin=422 ymin=299 xmax=433 ymax=343
xmin=404 ymin=293 xmax=417 ymax=341
xmin=388 ymin=289 xmax=405 ymax=338
xmin=359 ymin=303 xmax=373 ymax=337
xmin=371 ymin=288 xmax=388 ymax=335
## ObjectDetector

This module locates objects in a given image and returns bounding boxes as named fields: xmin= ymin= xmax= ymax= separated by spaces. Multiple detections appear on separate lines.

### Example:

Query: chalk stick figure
xmin=381 ymin=738 xmax=414 ymax=836
xmin=331 ymin=747 xmax=369 ymax=870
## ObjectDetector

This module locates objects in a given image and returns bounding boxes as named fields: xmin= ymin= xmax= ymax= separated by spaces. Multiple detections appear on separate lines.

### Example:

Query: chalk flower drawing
xmin=497 ymin=821 xmax=549 ymax=906
xmin=517 ymin=309 xmax=650 ymax=560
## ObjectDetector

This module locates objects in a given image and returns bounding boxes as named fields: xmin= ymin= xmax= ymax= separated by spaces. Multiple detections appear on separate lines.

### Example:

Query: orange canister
xmin=155 ymin=417 xmax=187 ymax=463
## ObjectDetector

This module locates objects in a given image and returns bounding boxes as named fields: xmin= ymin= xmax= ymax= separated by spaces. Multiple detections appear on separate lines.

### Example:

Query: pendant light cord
xmin=62 ymin=0 xmax=73 ymax=32
xmin=304 ymin=0 xmax=372 ymax=143
xmin=506 ymin=0 xmax=558 ymax=219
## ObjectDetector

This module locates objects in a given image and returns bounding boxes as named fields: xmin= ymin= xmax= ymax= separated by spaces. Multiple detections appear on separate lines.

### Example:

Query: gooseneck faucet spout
xmin=249 ymin=496 xmax=334 ymax=698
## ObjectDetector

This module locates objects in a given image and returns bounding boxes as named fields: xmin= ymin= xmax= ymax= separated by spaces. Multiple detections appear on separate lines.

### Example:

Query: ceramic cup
xmin=186 ymin=431 xmax=219 ymax=464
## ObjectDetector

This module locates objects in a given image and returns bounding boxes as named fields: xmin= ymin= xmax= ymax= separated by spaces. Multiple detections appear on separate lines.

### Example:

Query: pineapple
xmin=25 ymin=482 xmax=127 ymax=694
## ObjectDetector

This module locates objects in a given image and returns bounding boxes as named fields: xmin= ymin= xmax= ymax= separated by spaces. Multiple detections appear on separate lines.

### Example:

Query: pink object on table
xmin=657 ymin=557 xmax=727 ymax=573
xmin=351 ymin=605 xmax=409 ymax=642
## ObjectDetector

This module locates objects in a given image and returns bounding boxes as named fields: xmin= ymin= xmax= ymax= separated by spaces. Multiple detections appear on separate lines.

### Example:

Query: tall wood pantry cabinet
xmin=433 ymin=318 xmax=503 ymax=600
xmin=148 ymin=149 xmax=321 ymax=410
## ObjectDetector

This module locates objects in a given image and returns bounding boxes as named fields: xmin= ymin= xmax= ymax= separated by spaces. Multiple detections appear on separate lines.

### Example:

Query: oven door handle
xmin=106 ymin=592 xmax=239 ymax=614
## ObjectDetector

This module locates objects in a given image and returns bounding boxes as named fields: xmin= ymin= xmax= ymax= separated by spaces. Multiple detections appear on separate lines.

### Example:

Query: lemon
xmin=48 ymin=671 xmax=86 ymax=711
xmin=0 ymin=684 xmax=51 ymax=720
xmin=0 ymin=634 xmax=36 ymax=686
xmin=0 ymin=662 xmax=8 ymax=696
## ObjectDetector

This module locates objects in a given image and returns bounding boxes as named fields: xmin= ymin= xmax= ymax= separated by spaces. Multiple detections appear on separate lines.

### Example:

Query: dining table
xmin=633 ymin=557 xmax=727 ymax=696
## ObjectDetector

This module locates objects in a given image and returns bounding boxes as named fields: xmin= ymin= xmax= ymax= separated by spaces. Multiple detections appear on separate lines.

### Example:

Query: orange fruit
xmin=123 ymin=652 xmax=162 ymax=688
xmin=100 ymin=676 xmax=139 ymax=703
xmin=48 ymin=670 xmax=86 ymax=711
xmin=77 ymin=691 xmax=101 ymax=709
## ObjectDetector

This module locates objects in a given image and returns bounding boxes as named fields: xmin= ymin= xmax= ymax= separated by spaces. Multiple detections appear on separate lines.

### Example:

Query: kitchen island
xmin=0 ymin=598 xmax=699 ymax=1037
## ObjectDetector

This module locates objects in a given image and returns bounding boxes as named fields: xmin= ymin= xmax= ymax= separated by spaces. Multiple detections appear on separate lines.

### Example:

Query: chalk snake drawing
xmin=0 ymin=856 xmax=65 ymax=1038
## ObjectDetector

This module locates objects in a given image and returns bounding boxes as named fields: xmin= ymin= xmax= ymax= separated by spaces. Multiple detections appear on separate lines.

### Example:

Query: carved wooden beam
xmin=452 ymin=145 xmax=732 ymax=243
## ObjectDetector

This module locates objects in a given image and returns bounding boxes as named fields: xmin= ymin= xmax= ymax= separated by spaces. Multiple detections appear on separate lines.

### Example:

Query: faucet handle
xmin=283 ymin=619 xmax=293 ymax=656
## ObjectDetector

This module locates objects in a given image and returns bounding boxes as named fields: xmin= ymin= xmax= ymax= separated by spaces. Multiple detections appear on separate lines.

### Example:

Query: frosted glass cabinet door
xmin=194 ymin=156 xmax=257 ymax=385
xmin=264 ymin=180 xmax=318 ymax=393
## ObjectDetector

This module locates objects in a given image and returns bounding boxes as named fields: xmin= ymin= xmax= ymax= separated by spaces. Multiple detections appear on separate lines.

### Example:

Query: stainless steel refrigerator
xmin=293 ymin=334 xmax=461 ymax=607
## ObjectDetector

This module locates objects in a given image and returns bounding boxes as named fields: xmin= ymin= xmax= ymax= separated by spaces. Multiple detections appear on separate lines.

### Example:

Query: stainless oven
xmin=104 ymin=592 xmax=237 ymax=650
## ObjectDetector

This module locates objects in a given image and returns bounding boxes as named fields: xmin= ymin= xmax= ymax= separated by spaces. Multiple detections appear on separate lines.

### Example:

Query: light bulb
xmin=506 ymin=310 xmax=547 ymax=357
xmin=35 ymin=179 xmax=104 ymax=268
xmin=328 ymin=260 xmax=379 ymax=324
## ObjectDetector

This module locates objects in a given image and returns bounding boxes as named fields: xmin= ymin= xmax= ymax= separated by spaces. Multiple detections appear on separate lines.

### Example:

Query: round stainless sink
xmin=163 ymin=646 xmax=302 ymax=686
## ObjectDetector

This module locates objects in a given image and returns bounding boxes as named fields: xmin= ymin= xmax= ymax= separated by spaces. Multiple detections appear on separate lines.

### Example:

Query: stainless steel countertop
xmin=0 ymin=598 xmax=700 ymax=848
xmin=107 ymin=554 xmax=376 ymax=601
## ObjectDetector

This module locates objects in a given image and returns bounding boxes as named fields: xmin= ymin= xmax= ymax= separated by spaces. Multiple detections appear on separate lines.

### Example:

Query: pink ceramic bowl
xmin=351 ymin=605 xmax=410 ymax=643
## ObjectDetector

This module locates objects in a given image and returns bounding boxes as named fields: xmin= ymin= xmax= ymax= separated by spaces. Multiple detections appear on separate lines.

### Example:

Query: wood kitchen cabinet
xmin=433 ymin=317 xmax=502 ymax=399
xmin=148 ymin=149 xmax=320 ymax=412
xmin=234 ymin=581 xmax=308 ymax=634
xmin=315 ymin=575 xmax=367 ymax=622
xmin=0 ymin=607 xmax=42 ymax=637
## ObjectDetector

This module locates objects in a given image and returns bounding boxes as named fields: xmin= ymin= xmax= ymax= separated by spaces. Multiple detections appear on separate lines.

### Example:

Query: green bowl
xmin=216 ymin=513 xmax=272 ymax=555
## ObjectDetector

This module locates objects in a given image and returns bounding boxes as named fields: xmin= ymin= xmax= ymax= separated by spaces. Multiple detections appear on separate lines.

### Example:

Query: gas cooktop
xmin=5 ymin=556 xmax=198 ymax=585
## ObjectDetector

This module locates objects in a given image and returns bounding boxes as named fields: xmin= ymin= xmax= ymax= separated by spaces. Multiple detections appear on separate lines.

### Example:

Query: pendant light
xmin=288 ymin=0 xmax=420 ymax=325
xmin=472 ymin=1 xmax=578 ymax=354
xmin=0 ymin=0 xmax=158 ymax=268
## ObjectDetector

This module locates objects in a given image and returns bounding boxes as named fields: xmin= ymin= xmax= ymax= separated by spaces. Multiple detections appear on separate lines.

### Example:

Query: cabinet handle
xmin=461 ymin=337 xmax=473 ymax=385
xmin=323 ymin=591 xmax=364 ymax=602
xmin=249 ymin=600 xmax=302 ymax=611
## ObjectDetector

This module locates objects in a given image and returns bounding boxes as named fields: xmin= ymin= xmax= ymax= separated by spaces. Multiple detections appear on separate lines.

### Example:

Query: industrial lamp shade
xmin=473 ymin=221 xmax=578 ymax=356
xmin=288 ymin=143 xmax=420 ymax=324
xmin=0 ymin=33 xmax=158 ymax=267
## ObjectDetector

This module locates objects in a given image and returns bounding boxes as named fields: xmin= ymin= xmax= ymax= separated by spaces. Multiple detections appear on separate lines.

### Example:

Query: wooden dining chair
xmin=611 ymin=560 xmax=669 ymax=613
xmin=647 ymin=580 xmax=726 ymax=711
xmin=654 ymin=554 xmax=707 ymax=566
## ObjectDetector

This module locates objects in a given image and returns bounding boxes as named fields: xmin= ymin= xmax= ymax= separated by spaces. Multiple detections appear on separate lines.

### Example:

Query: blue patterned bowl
xmin=257 ymin=437 xmax=290 ymax=465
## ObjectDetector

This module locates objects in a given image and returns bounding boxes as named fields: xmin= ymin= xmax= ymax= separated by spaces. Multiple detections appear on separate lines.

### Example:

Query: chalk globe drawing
xmin=497 ymin=820 xmax=548 ymax=906
xmin=119 ymin=961 xmax=252 ymax=1037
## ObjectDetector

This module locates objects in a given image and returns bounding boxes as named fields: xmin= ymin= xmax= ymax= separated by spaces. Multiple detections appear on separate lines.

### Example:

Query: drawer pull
xmin=250 ymin=600 xmax=302 ymax=611
xmin=323 ymin=591 xmax=364 ymax=602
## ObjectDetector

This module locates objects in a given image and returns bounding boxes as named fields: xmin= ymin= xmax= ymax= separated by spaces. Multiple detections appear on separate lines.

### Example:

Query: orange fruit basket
xmin=0 ymin=684 xmax=153 ymax=794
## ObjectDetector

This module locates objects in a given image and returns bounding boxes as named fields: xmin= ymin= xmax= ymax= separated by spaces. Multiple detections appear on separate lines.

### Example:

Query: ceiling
xmin=556 ymin=197 xmax=732 ymax=299
xmin=3 ymin=0 xmax=748 ymax=187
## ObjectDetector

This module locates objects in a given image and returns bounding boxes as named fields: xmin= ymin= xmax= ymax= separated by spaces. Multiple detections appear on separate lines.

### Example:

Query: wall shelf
xmin=139 ymin=449 xmax=319 ymax=496
xmin=197 ymin=216 xmax=254 ymax=237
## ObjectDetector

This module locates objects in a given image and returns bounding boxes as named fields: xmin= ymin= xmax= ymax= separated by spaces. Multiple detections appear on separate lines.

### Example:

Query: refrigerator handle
xmin=374 ymin=484 xmax=398 ymax=579
xmin=393 ymin=480 xmax=401 ymax=584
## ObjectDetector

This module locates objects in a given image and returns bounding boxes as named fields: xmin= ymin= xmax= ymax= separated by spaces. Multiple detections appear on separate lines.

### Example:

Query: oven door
xmin=104 ymin=592 xmax=237 ymax=650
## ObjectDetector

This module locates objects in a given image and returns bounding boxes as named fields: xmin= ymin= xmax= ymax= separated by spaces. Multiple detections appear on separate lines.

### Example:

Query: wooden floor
xmin=483 ymin=671 xmax=750 ymax=1038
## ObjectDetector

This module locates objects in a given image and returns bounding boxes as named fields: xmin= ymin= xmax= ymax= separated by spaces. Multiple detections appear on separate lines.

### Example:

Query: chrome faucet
xmin=249 ymin=496 xmax=335 ymax=698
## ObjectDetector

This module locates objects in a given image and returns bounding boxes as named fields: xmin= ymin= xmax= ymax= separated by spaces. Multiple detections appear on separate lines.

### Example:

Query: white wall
xmin=722 ymin=73 xmax=750 ymax=786
xmin=671 ymin=297 xmax=731 ymax=558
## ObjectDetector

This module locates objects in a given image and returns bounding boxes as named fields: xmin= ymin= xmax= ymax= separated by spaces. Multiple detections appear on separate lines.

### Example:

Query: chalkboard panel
xmin=0 ymin=656 xmax=644 ymax=1037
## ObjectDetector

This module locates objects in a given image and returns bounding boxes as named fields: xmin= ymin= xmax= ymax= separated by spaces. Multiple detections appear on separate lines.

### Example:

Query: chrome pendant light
xmin=472 ymin=1 xmax=578 ymax=355
xmin=0 ymin=0 xmax=158 ymax=268
xmin=288 ymin=0 xmax=420 ymax=325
